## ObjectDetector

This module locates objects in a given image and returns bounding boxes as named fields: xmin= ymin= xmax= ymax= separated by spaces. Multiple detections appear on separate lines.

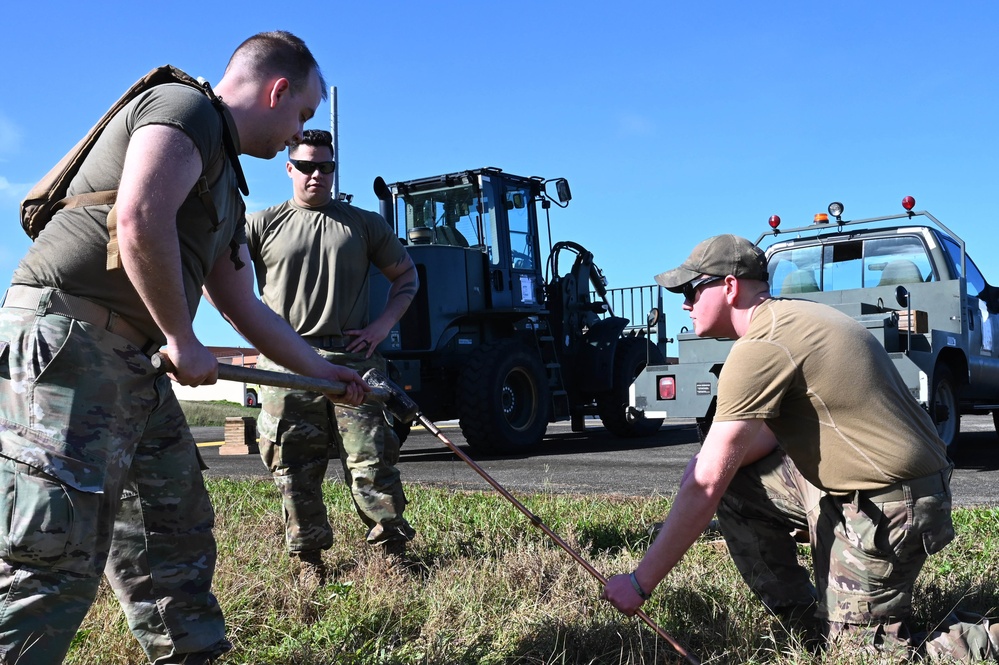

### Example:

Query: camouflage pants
xmin=717 ymin=447 xmax=998 ymax=661
xmin=256 ymin=350 xmax=413 ymax=554
xmin=0 ymin=300 xmax=229 ymax=664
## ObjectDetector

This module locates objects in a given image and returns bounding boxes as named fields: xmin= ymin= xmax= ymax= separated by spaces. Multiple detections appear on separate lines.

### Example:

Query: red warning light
xmin=658 ymin=376 xmax=676 ymax=400
xmin=902 ymin=196 xmax=915 ymax=211
xmin=768 ymin=215 xmax=781 ymax=229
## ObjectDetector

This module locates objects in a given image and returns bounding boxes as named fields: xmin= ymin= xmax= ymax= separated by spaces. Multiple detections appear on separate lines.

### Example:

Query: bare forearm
xmin=633 ymin=475 xmax=723 ymax=593
xmin=226 ymin=300 xmax=333 ymax=377
xmin=372 ymin=265 xmax=419 ymax=330
xmin=119 ymin=224 xmax=195 ymax=345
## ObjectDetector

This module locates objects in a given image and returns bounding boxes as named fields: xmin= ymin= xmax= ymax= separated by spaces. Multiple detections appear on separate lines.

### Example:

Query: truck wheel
xmin=457 ymin=341 xmax=550 ymax=454
xmin=597 ymin=337 xmax=666 ymax=438
xmin=245 ymin=389 xmax=258 ymax=408
xmin=931 ymin=365 xmax=960 ymax=452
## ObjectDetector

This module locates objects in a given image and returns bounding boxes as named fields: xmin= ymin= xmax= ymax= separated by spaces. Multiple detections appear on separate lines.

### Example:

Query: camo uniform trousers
xmin=717 ymin=446 xmax=999 ymax=661
xmin=256 ymin=349 xmax=413 ymax=554
xmin=0 ymin=299 xmax=229 ymax=665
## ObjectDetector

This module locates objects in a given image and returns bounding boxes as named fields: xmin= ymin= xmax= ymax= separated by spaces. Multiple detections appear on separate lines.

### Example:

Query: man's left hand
xmin=344 ymin=324 xmax=390 ymax=359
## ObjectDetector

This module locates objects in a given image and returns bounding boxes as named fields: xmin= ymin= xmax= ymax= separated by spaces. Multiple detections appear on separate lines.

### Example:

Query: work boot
xmin=160 ymin=638 xmax=233 ymax=664
xmin=293 ymin=549 xmax=328 ymax=586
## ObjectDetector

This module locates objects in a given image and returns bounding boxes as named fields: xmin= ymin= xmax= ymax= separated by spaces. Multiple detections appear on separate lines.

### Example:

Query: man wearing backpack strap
xmin=0 ymin=32 xmax=367 ymax=665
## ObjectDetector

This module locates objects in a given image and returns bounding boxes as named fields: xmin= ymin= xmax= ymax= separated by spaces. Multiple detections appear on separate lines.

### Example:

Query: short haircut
xmin=289 ymin=129 xmax=333 ymax=158
xmin=226 ymin=31 xmax=328 ymax=100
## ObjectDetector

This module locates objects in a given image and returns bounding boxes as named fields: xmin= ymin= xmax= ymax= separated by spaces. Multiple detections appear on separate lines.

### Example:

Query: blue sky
xmin=2 ymin=1 xmax=996 ymax=353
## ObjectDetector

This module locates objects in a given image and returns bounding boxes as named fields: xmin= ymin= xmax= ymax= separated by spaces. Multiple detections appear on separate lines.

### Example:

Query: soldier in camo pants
xmin=0 ymin=307 xmax=230 ymax=664
xmin=246 ymin=129 xmax=419 ymax=577
xmin=719 ymin=446 xmax=999 ymax=659
xmin=257 ymin=349 xmax=412 ymax=556
xmin=603 ymin=235 xmax=999 ymax=660
xmin=0 ymin=33 xmax=368 ymax=664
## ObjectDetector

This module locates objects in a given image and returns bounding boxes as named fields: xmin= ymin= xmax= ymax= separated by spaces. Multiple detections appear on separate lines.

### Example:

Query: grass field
xmin=180 ymin=399 xmax=261 ymax=427
xmin=65 ymin=473 xmax=999 ymax=664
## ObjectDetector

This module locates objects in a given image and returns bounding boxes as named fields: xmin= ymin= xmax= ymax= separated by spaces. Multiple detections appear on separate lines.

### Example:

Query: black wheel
xmin=597 ymin=337 xmax=666 ymax=438
xmin=931 ymin=365 xmax=960 ymax=452
xmin=993 ymin=410 xmax=999 ymax=440
xmin=245 ymin=389 xmax=258 ymax=408
xmin=457 ymin=341 xmax=550 ymax=454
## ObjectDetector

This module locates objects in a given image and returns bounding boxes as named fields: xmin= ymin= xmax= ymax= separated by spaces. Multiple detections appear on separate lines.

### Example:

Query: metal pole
xmin=330 ymin=86 xmax=340 ymax=199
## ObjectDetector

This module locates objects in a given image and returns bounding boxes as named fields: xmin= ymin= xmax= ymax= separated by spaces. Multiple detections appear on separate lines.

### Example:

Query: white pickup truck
xmin=629 ymin=197 xmax=999 ymax=451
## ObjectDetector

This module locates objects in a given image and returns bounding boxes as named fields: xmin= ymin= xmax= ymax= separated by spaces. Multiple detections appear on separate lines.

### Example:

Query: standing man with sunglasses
xmin=245 ymin=129 xmax=419 ymax=582
xmin=602 ymin=235 xmax=998 ymax=660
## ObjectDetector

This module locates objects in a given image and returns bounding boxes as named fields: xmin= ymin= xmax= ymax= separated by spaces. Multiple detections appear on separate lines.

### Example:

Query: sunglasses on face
xmin=290 ymin=159 xmax=336 ymax=175
xmin=682 ymin=275 xmax=724 ymax=303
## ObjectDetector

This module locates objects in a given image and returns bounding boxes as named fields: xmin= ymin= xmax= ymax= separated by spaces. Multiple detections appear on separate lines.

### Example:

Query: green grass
xmin=180 ymin=400 xmax=261 ymax=426
xmin=66 ymin=480 xmax=999 ymax=664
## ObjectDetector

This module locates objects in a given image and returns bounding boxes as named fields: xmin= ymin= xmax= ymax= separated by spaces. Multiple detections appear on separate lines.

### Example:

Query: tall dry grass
xmin=65 ymin=480 xmax=999 ymax=664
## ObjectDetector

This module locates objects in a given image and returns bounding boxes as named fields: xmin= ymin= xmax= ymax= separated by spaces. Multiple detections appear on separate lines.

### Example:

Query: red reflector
xmin=658 ymin=376 xmax=676 ymax=400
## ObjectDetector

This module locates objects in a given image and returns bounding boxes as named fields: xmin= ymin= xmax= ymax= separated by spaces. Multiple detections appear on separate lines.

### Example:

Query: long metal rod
xmin=150 ymin=353 xmax=391 ymax=402
xmin=415 ymin=414 xmax=700 ymax=665
xmin=158 ymin=352 xmax=698 ymax=662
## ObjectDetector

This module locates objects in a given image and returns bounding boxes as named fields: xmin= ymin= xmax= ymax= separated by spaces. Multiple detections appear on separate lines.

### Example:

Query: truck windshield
xmin=769 ymin=234 xmax=935 ymax=296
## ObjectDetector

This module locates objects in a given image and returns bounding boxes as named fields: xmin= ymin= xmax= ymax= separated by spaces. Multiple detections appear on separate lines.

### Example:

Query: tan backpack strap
xmin=60 ymin=190 xmax=118 ymax=213
xmin=194 ymin=176 xmax=220 ymax=230
xmin=106 ymin=205 xmax=122 ymax=270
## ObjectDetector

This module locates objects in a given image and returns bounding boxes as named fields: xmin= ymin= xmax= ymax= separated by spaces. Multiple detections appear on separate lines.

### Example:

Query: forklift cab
xmin=393 ymin=168 xmax=552 ymax=309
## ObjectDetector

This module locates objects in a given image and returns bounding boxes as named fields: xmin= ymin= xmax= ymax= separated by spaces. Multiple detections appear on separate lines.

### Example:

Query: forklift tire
xmin=597 ymin=336 xmax=666 ymax=438
xmin=931 ymin=364 xmax=960 ymax=452
xmin=457 ymin=341 xmax=550 ymax=454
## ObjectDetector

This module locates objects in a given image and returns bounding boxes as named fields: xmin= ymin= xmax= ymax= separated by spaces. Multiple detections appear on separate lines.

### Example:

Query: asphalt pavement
xmin=195 ymin=415 xmax=999 ymax=507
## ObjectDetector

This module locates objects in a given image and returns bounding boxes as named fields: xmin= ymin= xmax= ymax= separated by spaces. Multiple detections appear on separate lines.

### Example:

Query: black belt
xmin=2 ymin=285 xmax=158 ymax=355
xmin=302 ymin=334 xmax=350 ymax=350
xmin=861 ymin=466 xmax=952 ymax=503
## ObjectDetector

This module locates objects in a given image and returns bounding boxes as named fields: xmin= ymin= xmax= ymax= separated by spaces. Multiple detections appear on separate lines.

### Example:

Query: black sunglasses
xmin=290 ymin=159 xmax=336 ymax=175
xmin=681 ymin=275 xmax=724 ymax=303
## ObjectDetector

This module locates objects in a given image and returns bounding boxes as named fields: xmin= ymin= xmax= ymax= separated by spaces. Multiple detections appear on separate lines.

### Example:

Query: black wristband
xmin=629 ymin=571 xmax=650 ymax=600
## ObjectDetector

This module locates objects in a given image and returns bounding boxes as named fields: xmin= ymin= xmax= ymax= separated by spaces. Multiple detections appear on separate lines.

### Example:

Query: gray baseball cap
xmin=654 ymin=234 xmax=768 ymax=292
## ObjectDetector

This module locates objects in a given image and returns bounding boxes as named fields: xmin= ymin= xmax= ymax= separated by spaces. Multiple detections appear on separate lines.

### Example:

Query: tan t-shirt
xmin=715 ymin=298 xmax=948 ymax=493
xmin=13 ymin=83 xmax=246 ymax=344
xmin=245 ymin=199 xmax=406 ymax=336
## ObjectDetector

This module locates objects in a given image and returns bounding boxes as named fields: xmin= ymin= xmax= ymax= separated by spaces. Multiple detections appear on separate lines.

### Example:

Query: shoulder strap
xmin=21 ymin=66 xmax=199 ymax=240
xmin=102 ymin=73 xmax=248 ymax=269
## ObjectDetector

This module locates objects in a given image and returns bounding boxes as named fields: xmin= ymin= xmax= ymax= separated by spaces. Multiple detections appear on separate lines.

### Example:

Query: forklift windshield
xmin=399 ymin=184 xmax=483 ymax=250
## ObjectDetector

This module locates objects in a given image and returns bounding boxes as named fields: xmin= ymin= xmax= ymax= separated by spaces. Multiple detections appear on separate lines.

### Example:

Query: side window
xmin=505 ymin=185 xmax=534 ymax=270
xmin=769 ymin=245 xmax=821 ymax=296
xmin=966 ymin=255 xmax=987 ymax=299
xmin=941 ymin=236 xmax=985 ymax=299
xmin=864 ymin=236 xmax=933 ymax=288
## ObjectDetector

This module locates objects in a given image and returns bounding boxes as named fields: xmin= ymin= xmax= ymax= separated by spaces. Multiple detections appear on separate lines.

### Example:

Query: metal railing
xmin=593 ymin=284 xmax=669 ymax=356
